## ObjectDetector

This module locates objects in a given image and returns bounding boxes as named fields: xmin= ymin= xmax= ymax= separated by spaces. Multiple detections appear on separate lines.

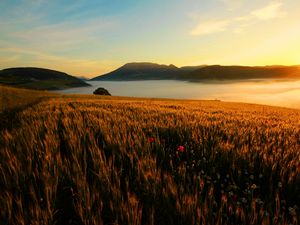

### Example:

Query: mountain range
xmin=91 ymin=63 xmax=300 ymax=81
xmin=1 ymin=63 xmax=300 ymax=91
xmin=91 ymin=62 xmax=205 ymax=81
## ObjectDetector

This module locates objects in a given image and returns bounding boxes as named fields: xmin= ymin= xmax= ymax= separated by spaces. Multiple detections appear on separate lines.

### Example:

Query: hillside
xmin=181 ymin=65 xmax=300 ymax=81
xmin=91 ymin=63 xmax=300 ymax=81
xmin=0 ymin=67 xmax=90 ymax=90
xmin=1 ymin=87 xmax=300 ymax=224
xmin=91 ymin=62 xmax=189 ymax=80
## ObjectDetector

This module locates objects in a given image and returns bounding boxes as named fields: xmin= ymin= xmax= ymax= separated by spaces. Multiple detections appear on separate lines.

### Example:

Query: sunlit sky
xmin=1 ymin=0 xmax=300 ymax=77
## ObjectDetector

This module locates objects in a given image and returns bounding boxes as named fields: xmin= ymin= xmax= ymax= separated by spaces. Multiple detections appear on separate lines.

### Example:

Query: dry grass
xmin=0 ymin=85 xmax=56 ymax=112
xmin=0 ymin=87 xmax=300 ymax=225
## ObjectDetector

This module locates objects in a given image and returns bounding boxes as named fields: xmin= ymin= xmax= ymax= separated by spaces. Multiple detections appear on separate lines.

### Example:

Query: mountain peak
xmin=90 ymin=63 xmax=300 ymax=81
xmin=91 ymin=62 xmax=183 ymax=81
xmin=168 ymin=64 xmax=178 ymax=69
xmin=121 ymin=62 xmax=176 ymax=70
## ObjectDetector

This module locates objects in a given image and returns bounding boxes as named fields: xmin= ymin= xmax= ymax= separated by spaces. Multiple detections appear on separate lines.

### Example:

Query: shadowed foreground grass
xmin=0 ymin=86 xmax=56 ymax=131
xmin=0 ymin=88 xmax=300 ymax=225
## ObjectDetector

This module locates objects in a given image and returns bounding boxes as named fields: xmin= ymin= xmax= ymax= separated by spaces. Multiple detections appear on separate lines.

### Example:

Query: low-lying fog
xmin=55 ymin=79 xmax=300 ymax=109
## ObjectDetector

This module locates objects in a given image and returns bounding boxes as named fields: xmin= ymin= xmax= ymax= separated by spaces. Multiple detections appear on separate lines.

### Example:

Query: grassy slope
xmin=0 ymin=85 xmax=56 ymax=112
xmin=0 ymin=85 xmax=58 ymax=132
xmin=1 ymin=87 xmax=300 ymax=224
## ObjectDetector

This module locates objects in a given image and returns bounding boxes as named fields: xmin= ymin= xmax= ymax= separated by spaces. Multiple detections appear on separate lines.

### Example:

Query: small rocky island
xmin=93 ymin=87 xmax=111 ymax=96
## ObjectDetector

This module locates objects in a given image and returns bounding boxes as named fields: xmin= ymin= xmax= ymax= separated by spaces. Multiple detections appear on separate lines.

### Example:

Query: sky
xmin=1 ymin=0 xmax=300 ymax=78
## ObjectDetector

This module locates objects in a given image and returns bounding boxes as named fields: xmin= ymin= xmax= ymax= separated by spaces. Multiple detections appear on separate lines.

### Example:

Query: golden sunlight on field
xmin=1 ymin=88 xmax=300 ymax=224
xmin=0 ymin=85 xmax=55 ymax=112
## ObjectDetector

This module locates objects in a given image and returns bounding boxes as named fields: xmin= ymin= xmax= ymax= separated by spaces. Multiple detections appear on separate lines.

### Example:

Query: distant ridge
xmin=182 ymin=65 xmax=300 ymax=81
xmin=91 ymin=62 xmax=183 ymax=81
xmin=0 ymin=67 xmax=90 ymax=90
xmin=91 ymin=63 xmax=300 ymax=81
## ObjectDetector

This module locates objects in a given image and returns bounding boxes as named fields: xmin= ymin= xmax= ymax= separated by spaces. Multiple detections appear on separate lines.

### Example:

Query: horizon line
xmin=1 ymin=62 xmax=300 ymax=78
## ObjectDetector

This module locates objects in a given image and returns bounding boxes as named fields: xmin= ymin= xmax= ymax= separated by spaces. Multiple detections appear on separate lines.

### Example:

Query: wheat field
xmin=1 ymin=87 xmax=300 ymax=225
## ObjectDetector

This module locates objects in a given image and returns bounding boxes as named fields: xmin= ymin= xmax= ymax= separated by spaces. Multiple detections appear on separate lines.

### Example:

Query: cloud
xmin=1 ymin=0 xmax=118 ymax=50
xmin=13 ymin=19 xmax=116 ymax=48
xmin=251 ymin=2 xmax=285 ymax=20
xmin=190 ymin=1 xmax=285 ymax=36
xmin=219 ymin=0 xmax=245 ymax=10
xmin=0 ymin=47 xmax=116 ymax=77
xmin=0 ymin=55 xmax=20 ymax=64
xmin=190 ymin=20 xmax=230 ymax=36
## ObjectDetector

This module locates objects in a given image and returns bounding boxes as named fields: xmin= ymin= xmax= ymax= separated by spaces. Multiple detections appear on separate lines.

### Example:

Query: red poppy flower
xmin=177 ymin=145 xmax=185 ymax=152
xmin=148 ymin=137 xmax=155 ymax=143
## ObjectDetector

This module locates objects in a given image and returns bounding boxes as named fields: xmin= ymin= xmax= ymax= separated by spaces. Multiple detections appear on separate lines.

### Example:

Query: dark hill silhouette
xmin=179 ymin=65 xmax=207 ymax=71
xmin=91 ymin=63 xmax=300 ymax=81
xmin=91 ymin=62 xmax=188 ymax=81
xmin=181 ymin=65 xmax=300 ymax=81
xmin=0 ymin=67 xmax=90 ymax=90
